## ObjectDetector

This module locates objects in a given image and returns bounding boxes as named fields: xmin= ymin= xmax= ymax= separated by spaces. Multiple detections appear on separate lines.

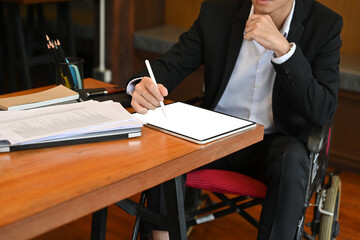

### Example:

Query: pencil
xmin=55 ymin=39 xmax=78 ymax=88
xmin=47 ymin=43 xmax=68 ymax=87
xmin=46 ymin=35 xmax=74 ymax=88
xmin=55 ymin=39 xmax=66 ymax=62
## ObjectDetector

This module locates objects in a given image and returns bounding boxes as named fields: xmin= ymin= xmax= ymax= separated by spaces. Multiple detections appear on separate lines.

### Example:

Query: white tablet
xmin=133 ymin=102 xmax=256 ymax=144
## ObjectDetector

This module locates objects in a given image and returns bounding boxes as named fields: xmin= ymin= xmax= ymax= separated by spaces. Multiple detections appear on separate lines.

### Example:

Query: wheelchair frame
xmin=185 ymin=123 xmax=341 ymax=240
xmin=298 ymin=124 xmax=341 ymax=240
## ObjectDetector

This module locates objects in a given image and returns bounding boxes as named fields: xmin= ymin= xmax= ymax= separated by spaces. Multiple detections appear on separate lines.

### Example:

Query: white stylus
xmin=145 ymin=60 xmax=167 ymax=117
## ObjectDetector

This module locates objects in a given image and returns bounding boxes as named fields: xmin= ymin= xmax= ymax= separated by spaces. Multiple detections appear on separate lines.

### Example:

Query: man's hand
xmin=131 ymin=77 xmax=168 ymax=114
xmin=244 ymin=14 xmax=290 ymax=57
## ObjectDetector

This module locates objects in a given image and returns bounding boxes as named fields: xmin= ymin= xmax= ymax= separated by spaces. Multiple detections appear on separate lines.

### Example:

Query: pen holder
xmin=54 ymin=57 xmax=84 ymax=90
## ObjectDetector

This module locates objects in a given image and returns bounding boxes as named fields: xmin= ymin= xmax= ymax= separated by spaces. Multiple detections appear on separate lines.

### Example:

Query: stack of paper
xmin=0 ymin=100 xmax=143 ymax=152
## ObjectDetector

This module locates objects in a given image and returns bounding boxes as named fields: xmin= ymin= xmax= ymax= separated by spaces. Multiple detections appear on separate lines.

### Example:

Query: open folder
xmin=133 ymin=102 xmax=257 ymax=144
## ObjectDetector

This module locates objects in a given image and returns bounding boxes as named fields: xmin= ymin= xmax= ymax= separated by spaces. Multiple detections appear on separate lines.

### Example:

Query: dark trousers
xmin=144 ymin=133 xmax=310 ymax=240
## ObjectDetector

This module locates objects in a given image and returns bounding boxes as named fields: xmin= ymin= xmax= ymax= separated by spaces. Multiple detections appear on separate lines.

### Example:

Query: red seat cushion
xmin=186 ymin=169 xmax=267 ymax=199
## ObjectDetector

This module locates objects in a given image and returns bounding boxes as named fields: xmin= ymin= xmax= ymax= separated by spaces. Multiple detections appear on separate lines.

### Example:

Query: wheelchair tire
xmin=319 ymin=175 xmax=341 ymax=240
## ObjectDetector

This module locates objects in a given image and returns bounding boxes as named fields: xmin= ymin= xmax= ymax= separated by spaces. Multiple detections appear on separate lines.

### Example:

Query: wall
xmin=317 ymin=0 xmax=360 ymax=55
xmin=331 ymin=91 xmax=360 ymax=171
xmin=164 ymin=0 xmax=203 ymax=29
xmin=135 ymin=0 xmax=165 ymax=30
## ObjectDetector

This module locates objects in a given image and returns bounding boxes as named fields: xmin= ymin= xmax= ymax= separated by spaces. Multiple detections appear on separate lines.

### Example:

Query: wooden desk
xmin=0 ymin=78 xmax=264 ymax=240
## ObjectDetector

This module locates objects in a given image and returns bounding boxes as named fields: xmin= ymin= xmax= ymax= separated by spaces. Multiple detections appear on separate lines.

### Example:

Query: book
xmin=133 ymin=102 xmax=257 ymax=144
xmin=0 ymin=100 xmax=143 ymax=152
xmin=0 ymin=85 xmax=79 ymax=111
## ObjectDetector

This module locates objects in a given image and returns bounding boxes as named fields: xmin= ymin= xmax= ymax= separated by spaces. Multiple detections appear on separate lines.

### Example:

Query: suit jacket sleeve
xmin=272 ymin=15 xmax=343 ymax=128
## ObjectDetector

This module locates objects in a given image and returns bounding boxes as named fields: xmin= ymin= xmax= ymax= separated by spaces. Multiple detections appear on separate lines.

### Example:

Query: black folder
xmin=0 ymin=128 xmax=141 ymax=153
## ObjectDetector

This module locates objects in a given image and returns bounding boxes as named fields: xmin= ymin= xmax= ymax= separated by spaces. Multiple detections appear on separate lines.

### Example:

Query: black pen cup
xmin=54 ymin=57 xmax=84 ymax=90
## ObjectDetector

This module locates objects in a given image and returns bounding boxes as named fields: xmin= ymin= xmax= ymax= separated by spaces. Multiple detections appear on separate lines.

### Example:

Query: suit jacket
xmin=133 ymin=0 xmax=343 ymax=143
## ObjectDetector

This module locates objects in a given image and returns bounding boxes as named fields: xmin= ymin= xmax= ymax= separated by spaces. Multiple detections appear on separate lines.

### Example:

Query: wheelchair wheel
xmin=319 ymin=175 xmax=341 ymax=240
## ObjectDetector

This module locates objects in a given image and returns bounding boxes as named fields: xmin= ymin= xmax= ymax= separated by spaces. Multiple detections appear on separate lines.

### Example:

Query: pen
xmin=145 ymin=60 xmax=167 ymax=117
xmin=86 ymin=87 xmax=125 ymax=97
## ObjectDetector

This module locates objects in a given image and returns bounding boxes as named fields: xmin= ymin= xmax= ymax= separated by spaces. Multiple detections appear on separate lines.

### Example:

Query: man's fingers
xmin=248 ymin=14 xmax=261 ymax=21
xmin=131 ymin=76 xmax=169 ymax=114
xmin=158 ymin=84 xmax=168 ymax=97
xmin=135 ymin=83 xmax=160 ymax=107
xmin=142 ymin=77 xmax=168 ymax=99
xmin=133 ymin=90 xmax=157 ymax=110
xmin=246 ymin=14 xmax=275 ymax=32
xmin=248 ymin=14 xmax=271 ymax=24
xmin=246 ymin=15 xmax=263 ymax=29
xmin=143 ymin=77 xmax=165 ymax=101
xmin=244 ymin=13 xmax=285 ymax=51
xmin=244 ymin=24 xmax=257 ymax=37
xmin=131 ymin=99 xmax=148 ymax=114
xmin=243 ymin=31 xmax=253 ymax=41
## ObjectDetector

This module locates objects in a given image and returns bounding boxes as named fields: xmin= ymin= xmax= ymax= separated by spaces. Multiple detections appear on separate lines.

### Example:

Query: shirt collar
xmin=248 ymin=0 xmax=295 ymax=38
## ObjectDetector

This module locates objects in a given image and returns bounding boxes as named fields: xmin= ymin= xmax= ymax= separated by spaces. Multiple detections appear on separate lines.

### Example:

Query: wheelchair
xmin=185 ymin=122 xmax=341 ymax=240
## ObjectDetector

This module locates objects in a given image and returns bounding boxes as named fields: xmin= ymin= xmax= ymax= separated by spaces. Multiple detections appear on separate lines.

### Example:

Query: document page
xmin=134 ymin=102 xmax=256 ymax=144
xmin=0 ymin=100 xmax=142 ymax=145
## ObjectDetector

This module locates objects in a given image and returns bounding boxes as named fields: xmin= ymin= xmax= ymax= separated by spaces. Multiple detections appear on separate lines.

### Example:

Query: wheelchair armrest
xmin=307 ymin=123 xmax=331 ymax=153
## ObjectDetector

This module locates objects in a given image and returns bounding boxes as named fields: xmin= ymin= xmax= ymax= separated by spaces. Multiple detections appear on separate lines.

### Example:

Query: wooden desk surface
xmin=0 ymin=79 xmax=264 ymax=240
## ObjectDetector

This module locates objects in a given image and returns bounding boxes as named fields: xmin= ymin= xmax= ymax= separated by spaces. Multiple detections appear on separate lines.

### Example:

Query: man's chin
xmin=253 ymin=0 xmax=274 ymax=15
xmin=254 ymin=0 xmax=273 ymax=5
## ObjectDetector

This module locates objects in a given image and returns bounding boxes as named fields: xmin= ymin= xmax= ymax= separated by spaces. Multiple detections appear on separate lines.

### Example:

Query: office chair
xmin=185 ymin=123 xmax=341 ymax=240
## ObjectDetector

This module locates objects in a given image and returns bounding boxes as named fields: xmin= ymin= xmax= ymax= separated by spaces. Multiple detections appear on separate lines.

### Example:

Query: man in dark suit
xmin=127 ymin=0 xmax=342 ymax=239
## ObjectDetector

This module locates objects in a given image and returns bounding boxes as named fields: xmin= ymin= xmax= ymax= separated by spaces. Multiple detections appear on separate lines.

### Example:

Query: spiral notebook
xmin=133 ymin=102 xmax=256 ymax=144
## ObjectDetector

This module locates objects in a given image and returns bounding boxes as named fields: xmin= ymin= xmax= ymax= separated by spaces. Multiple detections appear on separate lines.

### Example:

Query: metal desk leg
xmin=164 ymin=175 xmax=187 ymax=240
xmin=91 ymin=207 xmax=108 ymax=240
xmin=131 ymin=192 xmax=147 ymax=240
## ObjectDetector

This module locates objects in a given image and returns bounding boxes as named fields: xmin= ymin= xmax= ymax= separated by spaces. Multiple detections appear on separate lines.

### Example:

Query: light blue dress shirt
xmin=214 ymin=2 xmax=296 ymax=134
